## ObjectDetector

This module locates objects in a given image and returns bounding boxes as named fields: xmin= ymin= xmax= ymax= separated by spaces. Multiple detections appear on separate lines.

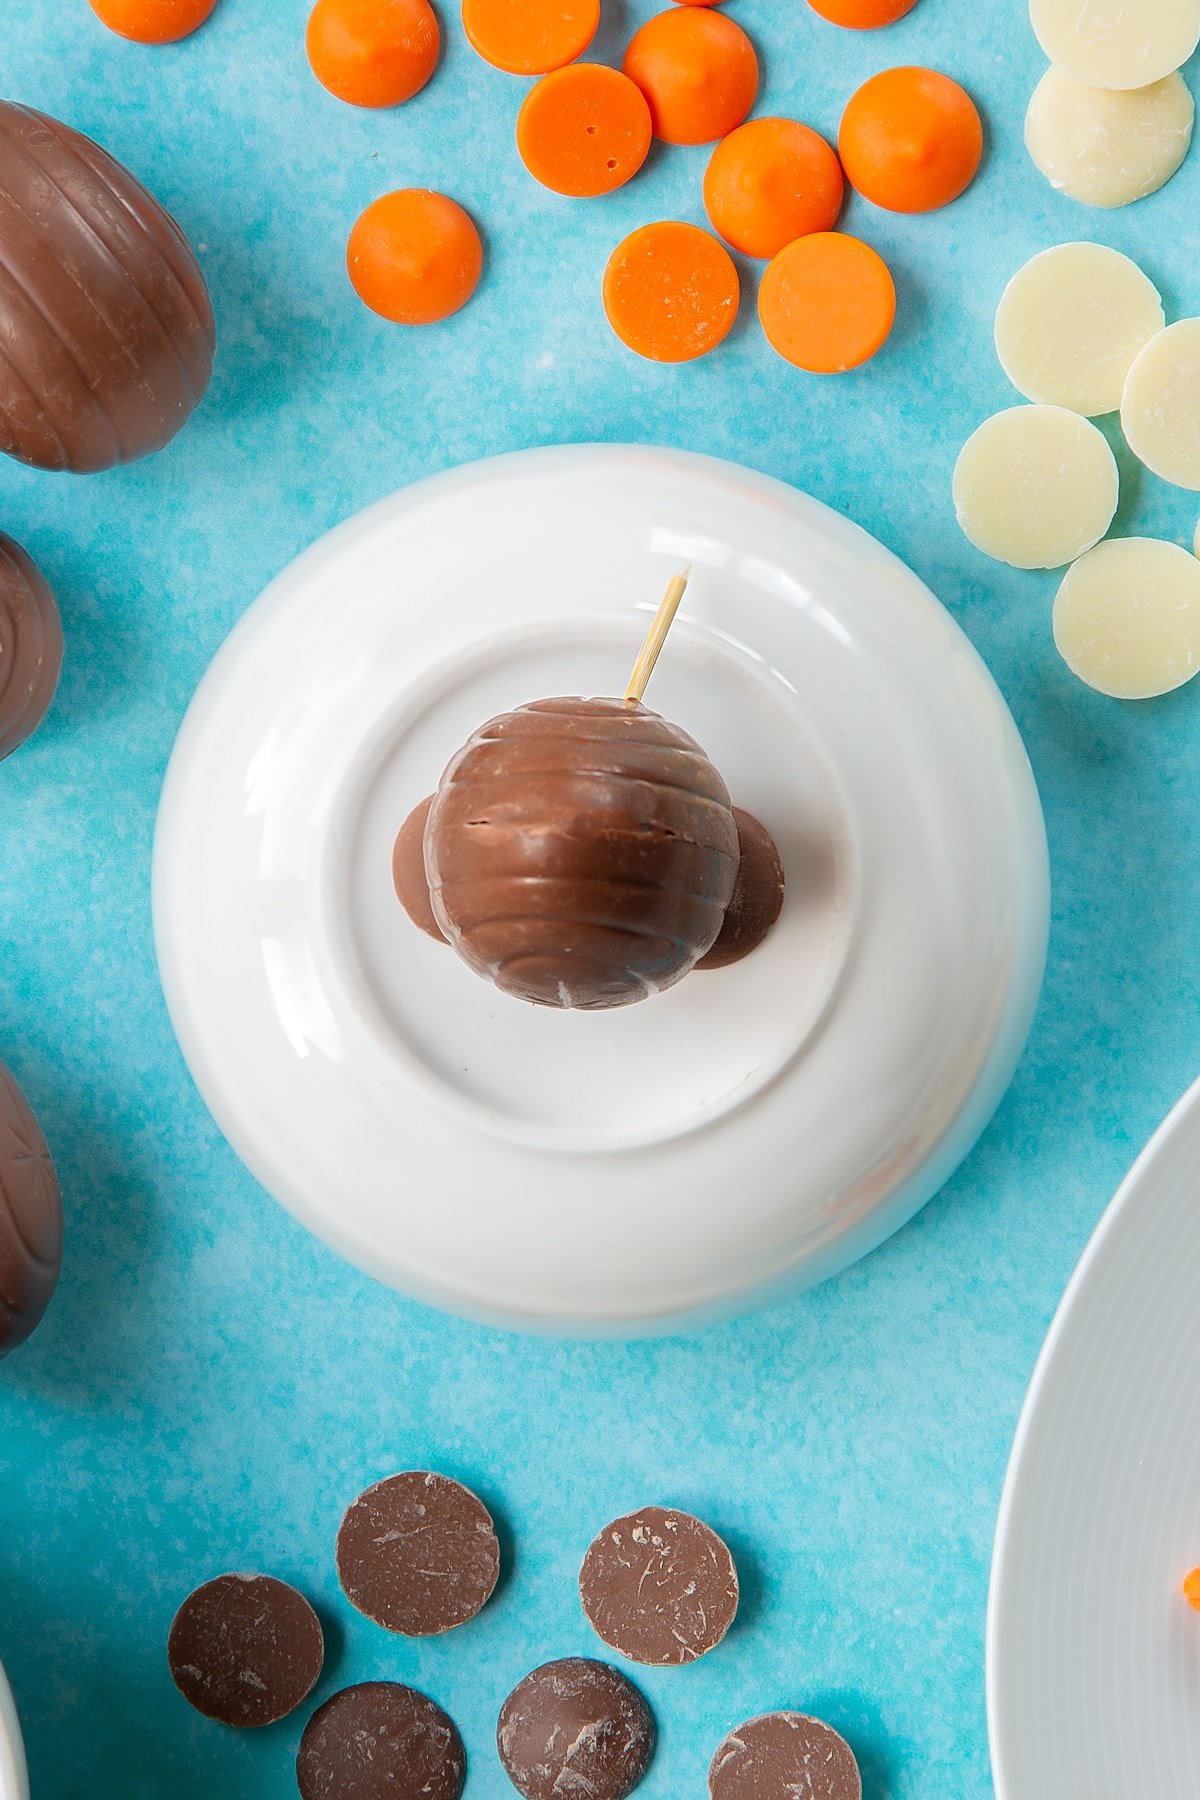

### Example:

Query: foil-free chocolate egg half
xmin=425 ymin=697 xmax=741 ymax=1010
xmin=0 ymin=532 xmax=63 ymax=760
xmin=0 ymin=1061 xmax=62 ymax=1355
xmin=0 ymin=102 xmax=215 ymax=473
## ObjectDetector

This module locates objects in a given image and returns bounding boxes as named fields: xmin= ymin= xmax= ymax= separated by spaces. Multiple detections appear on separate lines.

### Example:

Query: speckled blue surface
xmin=3 ymin=1 xmax=1200 ymax=1794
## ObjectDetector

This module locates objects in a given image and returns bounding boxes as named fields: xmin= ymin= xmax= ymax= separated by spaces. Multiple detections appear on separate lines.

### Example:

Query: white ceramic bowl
xmin=154 ymin=445 xmax=1049 ymax=1334
xmin=0 ymin=1664 xmax=28 ymax=1800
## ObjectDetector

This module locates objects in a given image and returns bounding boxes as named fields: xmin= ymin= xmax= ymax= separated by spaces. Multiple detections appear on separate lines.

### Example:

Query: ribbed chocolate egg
xmin=0 ymin=103 xmax=215 ymax=473
xmin=0 ymin=532 xmax=63 ymax=760
xmin=0 ymin=1061 xmax=62 ymax=1355
xmin=425 ymin=696 xmax=740 ymax=1010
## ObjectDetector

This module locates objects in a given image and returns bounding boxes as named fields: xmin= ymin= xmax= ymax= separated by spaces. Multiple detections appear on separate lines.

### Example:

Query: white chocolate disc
xmin=1025 ymin=66 xmax=1194 ymax=208
xmin=1120 ymin=317 xmax=1200 ymax=488
xmin=1053 ymin=536 xmax=1200 ymax=696
xmin=1029 ymin=0 xmax=1200 ymax=91
xmin=953 ymin=405 xmax=1119 ymax=569
xmin=995 ymin=243 xmax=1164 ymax=416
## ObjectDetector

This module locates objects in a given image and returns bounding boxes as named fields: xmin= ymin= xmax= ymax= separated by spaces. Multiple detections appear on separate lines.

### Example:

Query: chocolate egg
xmin=0 ymin=1061 xmax=62 ymax=1355
xmin=0 ymin=103 xmax=215 ymax=473
xmin=425 ymin=696 xmax=740 ymax=1010
xmin=0 ymin=533 xmax=63 ymax=760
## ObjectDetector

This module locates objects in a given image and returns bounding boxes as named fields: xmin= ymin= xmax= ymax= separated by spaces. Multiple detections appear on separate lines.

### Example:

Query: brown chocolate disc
xmin=393 ymin=794 xmax=446 ymax=941
xmin=0 ymin=103 xmax=215 ymax=473
xmin=497 ymin=1658 xmax=655 ymax=1800
xmin=708 ymin=1713 xmax=862 ymax=1800
xmin=336 ymin=1471 xmax=500 ymax=1635
xmin=0 ymin=534 xmax=62 ymax=761
xmin=167 ymin=1573 xmax=324 ymax=1728
xmin=0 ymin=1061 xmax=62 ymax=1356
xmin=580 ymin=1506 xmax=739 ymax=1666
xmin=425 ymin=696 xmax=739 ymax=1010
xmin=696 ymin=808 xmax=785 ymax=971
xmin=297 ymin=1683 xmax=465 ymax=1800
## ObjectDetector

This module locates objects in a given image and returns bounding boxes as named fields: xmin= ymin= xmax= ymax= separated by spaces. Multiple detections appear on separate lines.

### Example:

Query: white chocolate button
xmin=953 ymin=405 xmax=1119 ymax=569
xmin=994 ymin=243 xmax=1164 ymax=417
xmin=1025 ymin=67 xmax=1194 ymax=208
xmin=1053 ymin=536 xmax=1200 ymax=696
xmin=1121 ymin=318 xmax=1200 ymax=489
xmin=1029 ymin=0 xmax=1200 ymax=91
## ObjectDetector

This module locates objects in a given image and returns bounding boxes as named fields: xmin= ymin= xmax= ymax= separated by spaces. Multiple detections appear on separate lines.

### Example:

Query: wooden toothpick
xmin=624 ymin=567 xmax=691 ymax=704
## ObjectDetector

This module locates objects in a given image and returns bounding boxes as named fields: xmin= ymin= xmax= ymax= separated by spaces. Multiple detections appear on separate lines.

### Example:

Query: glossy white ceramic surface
xmin=0 ymin=1664 xmax=28 ymax=1800
xmin=153 ymin=446 xmax=1049 ymax=1333
xmin=989 ymin=1076 xmax=1200 ymax=1798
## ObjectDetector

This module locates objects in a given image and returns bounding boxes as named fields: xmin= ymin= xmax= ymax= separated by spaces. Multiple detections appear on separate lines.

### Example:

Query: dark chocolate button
xmin=497 ymin=1657 xmax=655 ymax=1800
xmin=0 ymin=103 xmax=214 ymax=473
xmin=297 ymin=1683 xmax=466 ymax=1800
xmin=580 ymin=1506 xmax=738 ymax=1666
xmin=696 ymin=808 xmax=785 ymax=971
xmin=0 ymin=534 xmax=62 ymax=761
xmin=0 ymin=1061 xmax=62 ymax=1356
xmin=708 ymin=1712 xmax=862 ymax=1800
xmin=393 ymin=794 xmax=446 ymax=941
xmin=336 ymin=1471 xmax=500 ymax=1635
xmin=167 ymin=1573 xmax=324 ymax=1728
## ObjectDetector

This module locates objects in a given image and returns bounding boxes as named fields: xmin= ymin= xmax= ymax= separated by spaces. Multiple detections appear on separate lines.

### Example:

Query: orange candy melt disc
xmin=518 ymin=65 xmax=652 ymax=197
xmin=704 ymin=117 xmax=844 ymax=259
xmin=808 ymin=0 xmax=920 ymax=25
xmin=462 ymin=0 xmax=600 ymax=75
xmin=348 ymin=189 xmax=483 ymax=324
xmin=758 ymin=231 xmax=896 ymax=373
xmin=1184 ymin=1569 xmax=1200 ymax=1612
xmin=623 ymin=9 xmax=759 ymax=146
xmin=87 ymin=0 xmax=218 ymax=41
xmin=839 ymin=65 xmax=984 ymax=213
xmin=306 ymin=0 xmax=440 ymax=107
xmin=604 ymin=221 xmax=739 ymax=363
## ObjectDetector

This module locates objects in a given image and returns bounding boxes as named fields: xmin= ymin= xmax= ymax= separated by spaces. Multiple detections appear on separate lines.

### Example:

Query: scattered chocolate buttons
xmin=336 ymin=1470 xmax=500 ymax=1635
xmin=297 ymin=1682 xmax=466 ymax=1800
xmin=580 ymin=1506 xmax=739 ymax=1665
xmin=709 ymin=1712 xmax=862 ymax=1800
xmin=498 ymin=1658 xmax=656 ymax=1800
xmin=167 ymin=1573 xmax=324 ymax=1728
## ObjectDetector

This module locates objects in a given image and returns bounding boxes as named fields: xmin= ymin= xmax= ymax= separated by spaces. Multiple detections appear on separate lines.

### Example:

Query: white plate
xmin=989 ymin=1077 xmax=1200 ymax=1797
xmin=0 ymin=1664 xmax=28 ymax=1800
xmin=154 ymin=446 xmax=1048 ymax=1333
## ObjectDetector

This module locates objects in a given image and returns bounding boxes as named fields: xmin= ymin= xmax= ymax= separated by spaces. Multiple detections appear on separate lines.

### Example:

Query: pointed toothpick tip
xmin=624 ymin=567 xmax=691 ymax=705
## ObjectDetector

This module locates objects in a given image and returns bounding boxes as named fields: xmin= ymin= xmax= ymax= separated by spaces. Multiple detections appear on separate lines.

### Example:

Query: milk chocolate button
xmin=580 ymin=1506 xmax=739 ymax=1665
xmin=336 ymin=1471 xmax=500 ymax=1635
xmin=497 ymin=1657 xmax=655 ymax=1800
xmin=708 ymin=1712 xmax=862 ymax=1800
xmin=167 ymin=1573 xmax=324 ymax=1728
xmin=297 ymin=1683 xmax=466 ymax=1800
xmin=696 ymin=809 xmax=785 ymax=972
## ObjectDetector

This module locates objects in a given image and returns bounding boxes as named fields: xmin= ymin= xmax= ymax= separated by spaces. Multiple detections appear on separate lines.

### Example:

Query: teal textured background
xmin=3 ymin=0 xmax=1199 ymax=1793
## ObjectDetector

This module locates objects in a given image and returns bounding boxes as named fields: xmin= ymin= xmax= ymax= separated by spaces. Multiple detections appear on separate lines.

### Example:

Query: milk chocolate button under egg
xmin=0 ymin=101 xmax=214 ymax=473
xmin=0 ymin=1061 xmax=62 ymax=1356
xmin=498 ymin=1658 xmax=655 ymax=1800
xmin=696 ymin=808 xmax=785 ymax=973
xmin=298 ymin=1682 xmax=466 ymax=1800
xmin=0 ymin=534 xmax=62 ymax=761
xmin=580 ymin=1506 xmax=739 ymax=1665
xmin=709 ymin=1712 xmax=862 ymax=1800
xmin=336 ymin=1471 xmax=500 ymax=1634
xmin=167 ymin=1573 xmax=324 ymax=1727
